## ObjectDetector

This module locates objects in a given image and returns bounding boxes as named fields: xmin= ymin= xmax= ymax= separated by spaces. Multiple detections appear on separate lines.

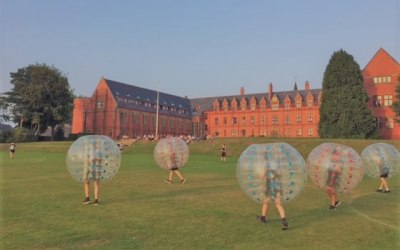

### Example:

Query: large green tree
xmin=319 ymin=50 xmax=377 ymax=138
xmin=392 ymin=75 xmax=400 ymax=123
xmin=0 ymin=63 xmax=74 ymax=140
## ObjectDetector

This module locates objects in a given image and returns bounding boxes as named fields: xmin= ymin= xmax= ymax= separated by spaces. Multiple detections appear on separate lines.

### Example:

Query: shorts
xmin=10 ymin=150 xmax=15 ymax=153
xmin=221 ymin=152 xmax=226 ymax=157
xmin=170 ymin=167 xmax=179 ymax=171
xmin=380 ymin=173 xmax=388 ymax=178
xmin=84 ymin=165 xmax=102 ymax=181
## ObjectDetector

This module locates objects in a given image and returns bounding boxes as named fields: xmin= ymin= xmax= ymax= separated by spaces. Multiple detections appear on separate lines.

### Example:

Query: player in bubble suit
xmin=325 ymin=150 xmax=342 ymax=209
xmin=82 ymin=140 xmax=103 ymax=205
xmin=376 ymin=158 xmax=390 ymax=193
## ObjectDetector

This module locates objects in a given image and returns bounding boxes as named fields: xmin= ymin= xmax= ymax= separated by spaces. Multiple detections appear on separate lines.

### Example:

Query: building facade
xmin=72 ymin=48 xmax=399 ymax=140
xmin=362 ymin=48 xmax=400 ymax=139
xmin=72 ymin=78 xmax=192 ymax=139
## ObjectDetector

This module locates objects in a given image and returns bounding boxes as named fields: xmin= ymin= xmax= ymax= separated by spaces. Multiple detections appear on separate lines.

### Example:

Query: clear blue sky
xmin=1 ymin=0 xmax=399 ymax=98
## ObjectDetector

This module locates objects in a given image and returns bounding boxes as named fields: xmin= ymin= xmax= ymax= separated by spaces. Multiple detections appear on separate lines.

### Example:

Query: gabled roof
xmin=189 ymin=88 xmax=321 ymax=114
xmin=104 ymin=79 xmax=191 ymax=118
xmin=363 ymin=48 xmax=400 ymax=76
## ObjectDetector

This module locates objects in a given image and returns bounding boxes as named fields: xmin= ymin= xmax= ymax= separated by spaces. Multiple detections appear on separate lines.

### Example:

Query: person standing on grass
xmin=164 ymin=151 xmax=186 ymax=184
xmin=9 ymin=142 xmax=16 ymax=159
xmin=256 ymin=168 xmax=289 ymax=230
xmin=82 ymin=141 xmax=102 ymax=205
xmin=220 ymin=143 xmax=227 ymax=162
xmin=326 ymin=150 xmax=342 ymax=210
xmin=376 ymin=159 xmax=390 ymax=193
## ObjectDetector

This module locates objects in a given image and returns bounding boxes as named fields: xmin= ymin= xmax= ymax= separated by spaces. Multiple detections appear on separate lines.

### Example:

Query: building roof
xmin=104 ymin=79 xmax=192 ymax=118
xmin=189 ymin=88 xmax=321 ymax=115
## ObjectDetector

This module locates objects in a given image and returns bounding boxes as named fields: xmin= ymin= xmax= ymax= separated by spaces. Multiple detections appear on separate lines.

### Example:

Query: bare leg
xmin=275 ymin=198 xmax=286 ymax=219
xmin=174 ymin=170 xmax=185 ymax=181
xmin=94 ymin=180 xmax=100 ymax=200
xmin=84 ymin=181 xmax=90 ymax=198
xmin=168 ymin=170 xmax=174 ymax=181
xmin=261 ymin=197 xmax=270 ymax=216
xmin=381 ymin=178 xmax=389 ymax=191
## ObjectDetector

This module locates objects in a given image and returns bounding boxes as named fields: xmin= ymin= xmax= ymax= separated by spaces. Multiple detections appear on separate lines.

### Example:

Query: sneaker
xmin=164 ymin=180 xmax=172 ymax=184
xmin=256 ymin=215 xmax=266 ymax=224
xmin=181 ymin=178 xmax=186 ymax=184
xmin=329 ymin=205 xmax=336 ymax=210
xmin=94 ymin=199 xmax=99 ymax=206
xmin=376 ymin=189 xmax=383 ymax=192
xmin=82 ymin=197 xmax=90 ymax=204
xmin=334 ymin=200 xmax=341 ymax=208
xmin=383 ymin=190 xmax=390 ymax=193
xmin=281 ymin=218 xmax=289 ymax=230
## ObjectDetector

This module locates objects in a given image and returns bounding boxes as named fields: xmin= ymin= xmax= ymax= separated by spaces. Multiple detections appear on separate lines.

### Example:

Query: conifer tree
xmin=319 ymin=50 xmax=377 ymax=138
xmin=392 ymin=75 xmax=400 ymax=123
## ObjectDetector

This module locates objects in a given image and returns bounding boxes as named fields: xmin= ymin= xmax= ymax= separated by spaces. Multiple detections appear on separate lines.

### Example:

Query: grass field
xmin=1 ymin=138 xmax=399 ymax=250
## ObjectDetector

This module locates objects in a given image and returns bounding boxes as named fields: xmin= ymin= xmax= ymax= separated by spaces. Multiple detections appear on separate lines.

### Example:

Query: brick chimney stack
xmin=240 ymin=87 xmax=245 ymax=96
xmin=268 ymin=82 xmax=273 ymax=101
xmin=305 ymin=81 xmax=310 ymax=91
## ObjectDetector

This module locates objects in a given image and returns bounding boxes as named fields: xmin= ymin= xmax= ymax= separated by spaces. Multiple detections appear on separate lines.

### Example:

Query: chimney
xmin=268 ymin=82 xmax=273 ymax=101
xmin=305 ymin=81 xmax=310 ymax=91
xmin=240 ymin=87 xmax=245 ymax=96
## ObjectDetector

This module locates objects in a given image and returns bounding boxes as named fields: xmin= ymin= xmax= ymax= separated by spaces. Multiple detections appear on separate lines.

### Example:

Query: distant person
xmin=220 ymin=143 xmax=227 ymax=162
xmin=256 ymin=168 xmax=289 ymax=230
xmin=376 ymin=159 xmax=390 ymax=193
xmin=164 ymin=151 xmax=186 ymax=184
xmin=326 ymin=151 xmax=342 ymax=210
xmin=9 ymin=142 xmax=16 ymax=159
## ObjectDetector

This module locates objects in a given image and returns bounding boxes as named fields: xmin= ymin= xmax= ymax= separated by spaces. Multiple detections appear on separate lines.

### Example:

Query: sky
xmin=0 ymin=0 xmax=399 ymax=99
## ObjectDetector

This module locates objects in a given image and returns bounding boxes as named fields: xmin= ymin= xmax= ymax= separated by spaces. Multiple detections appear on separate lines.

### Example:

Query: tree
xmin=1 ymin=63 xmax=74 ymax=140
xmin=392 ymin=75 xmax=400 ymax=123
xmin=319 ymin=50 xmax=377 ymax=138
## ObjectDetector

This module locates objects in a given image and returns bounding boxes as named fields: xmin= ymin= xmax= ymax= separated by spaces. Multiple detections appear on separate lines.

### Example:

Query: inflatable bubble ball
xmin=66 ymin=135 xmax=121 ymax=183
xmin=154 ymin=137 xmax=189 ymax=170
xmin=361 ymin=143 xmax=400 ymax=178
xmin=307 ymin=143 xmax=363 ymax=193
xmin=237 ymin=143 xmax=307 ymax=204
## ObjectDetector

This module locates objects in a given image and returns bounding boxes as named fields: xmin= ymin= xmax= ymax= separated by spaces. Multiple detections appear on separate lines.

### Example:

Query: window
xmin=223 ymin=117 xmax=227 ymax=125
xmin=308 ymin=114 xmax=313 ymax=123
xmin=272 ymin=116 xmax=278 ymax=125
xmin=133 ymin=113 xmax=140 ymax=124
xmin=241 ymin=129 xmax=246 ymax=136
xmin=251 ymin=103 xmax=256 ymax=110
xmin=285 ymin=115 xmax=290 ymax=124
xmin=241 ymin=103 xmax=246 ymax=111
xmin=384 ymin=95 xmax=392 ymax=106
xmin=284 ymin=103 xmax=290 ymax=110
xmin=307 ymin=100 xmax=313 ymax=108
xmin=96 ymin=100 xmax=104 ymax=108
xmin=215 ymin=118 xmax=219 ymax=125
xmin=297 ymin=128 xmax=302 ymax=136
xmin=232 ymin=117 xmax=237 ymax=124
xmin=250 ymin=116 xmax=255 ymax=124
xmin=387 ymin=118 xmax=394 ymax=128
xmin=272 ymin=102 xmax=279 ymax=111
xmin=296 ymin=115 xmax=301 ymax=123
xmin=296 ymin=100 xmax=302 ymax=108
xmin=308 ymin=128 xmax=313 ymax=136
xmin=232 ymin=129 xmax=237 ymax=137
xmin=241 ymin=116 xmax=246 ymax=124
xmin=260 ymin=115 xmax=266 ymax=125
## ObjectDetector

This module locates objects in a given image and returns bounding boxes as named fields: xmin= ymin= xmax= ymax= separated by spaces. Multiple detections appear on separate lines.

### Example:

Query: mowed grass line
xmin=0 ymin=139 xmax=399 ymax=249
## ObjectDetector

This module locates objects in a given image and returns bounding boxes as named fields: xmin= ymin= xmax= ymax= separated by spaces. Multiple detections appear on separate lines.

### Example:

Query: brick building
xmin=72 ymin=78 xmax=192 ymax=139
xmin=72 ymin=48 xmax=399 ymax=139
xmin=362 ymin=48 xmax=400 ymax=139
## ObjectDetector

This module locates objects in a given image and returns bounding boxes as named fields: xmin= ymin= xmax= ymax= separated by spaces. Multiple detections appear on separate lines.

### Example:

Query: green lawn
xmin=1 ymin=138 xmax=399 ymax=250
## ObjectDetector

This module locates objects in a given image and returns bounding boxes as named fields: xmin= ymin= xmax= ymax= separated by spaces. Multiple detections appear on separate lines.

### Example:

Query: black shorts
xmin=380 ymin=173 xmax=388 ymax=178
xmin=10 ymin=150 xmax=15 ymax=153
xmin=170 ymin=167 xmax=179 ymax=171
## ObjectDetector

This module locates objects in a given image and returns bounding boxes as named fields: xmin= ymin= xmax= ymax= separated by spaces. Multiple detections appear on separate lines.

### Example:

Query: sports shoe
xmin=181 ymin=178 xmax=186 ymax=184
xmin=164 ymin=180 xmax=172 ymax=184
xmin=82 ymin=197 xmax=90 ymax=204
xmin=329 ymin=205 xmax=336 ymax=210
xmin=281 ymin=218 xmax=289 ymax=230
xmin=256 ymin=215 xmax=266 ymax=224
xmin=383 ymin=190 xmax=390 ymax=193
xmin=94 ymin=199 xmax=99 ymax=206
xmin=334 ymin=200 xmax=341 ymax=208
xmin=376 ymin=189 xmax=383 ymax=192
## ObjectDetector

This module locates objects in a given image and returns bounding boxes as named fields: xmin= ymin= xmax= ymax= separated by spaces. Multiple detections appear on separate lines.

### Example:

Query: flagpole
xmin=155 ymin=88 xmax=159 ymax=138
